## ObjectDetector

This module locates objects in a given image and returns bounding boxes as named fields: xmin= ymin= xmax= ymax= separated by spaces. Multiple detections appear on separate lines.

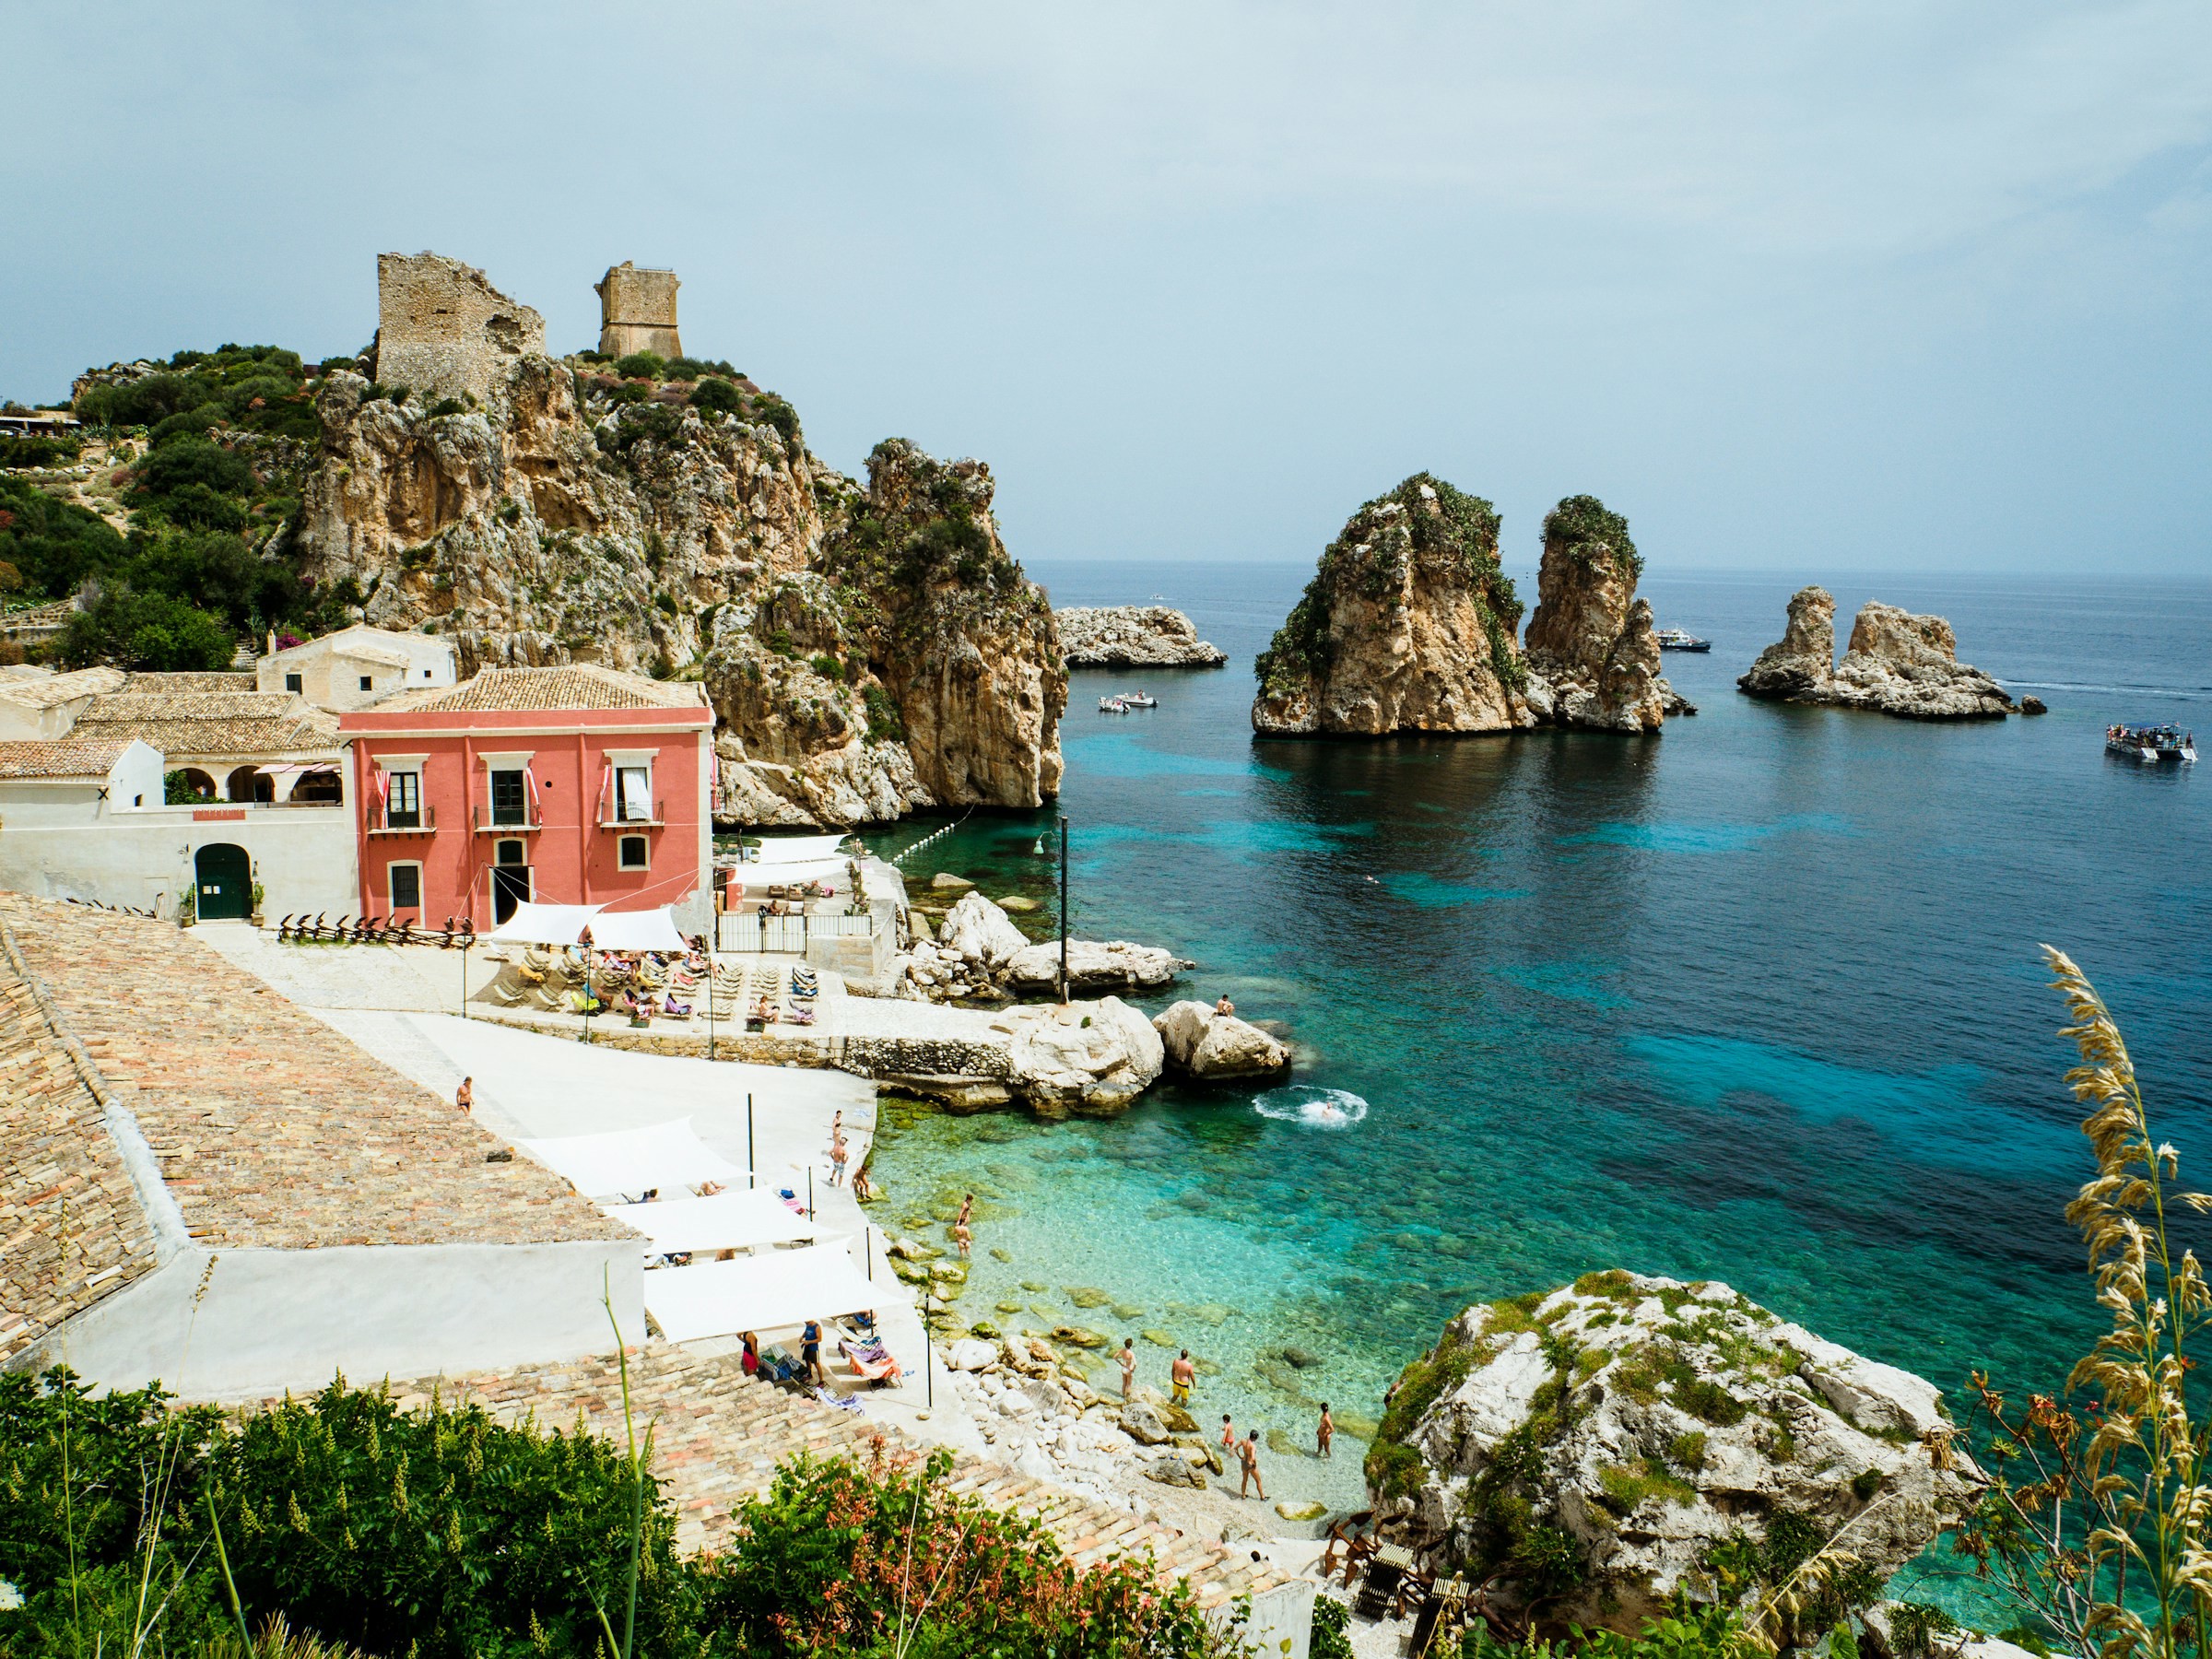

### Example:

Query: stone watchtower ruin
xmin=595 ymin=263 xmax=681 ymax=360
xmin=373 ymin=252 xmax=546 ymax=405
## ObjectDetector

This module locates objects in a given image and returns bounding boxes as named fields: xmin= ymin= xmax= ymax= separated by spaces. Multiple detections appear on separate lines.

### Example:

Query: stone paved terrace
xmin=0 ymin=895 xmax=624 ymax=1250
xmin=359 ymin=1344 xmax=1293 ymax=1614
xmin=0 ymin=926 xmax=156 ymax=1363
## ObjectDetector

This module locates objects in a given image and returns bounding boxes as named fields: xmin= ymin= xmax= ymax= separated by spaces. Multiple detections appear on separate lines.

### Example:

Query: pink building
xmin=339 ymin=665 xmax=715 ymax=932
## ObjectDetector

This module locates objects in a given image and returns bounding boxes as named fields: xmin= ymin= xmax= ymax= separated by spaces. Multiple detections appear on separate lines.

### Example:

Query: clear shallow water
xmin=870 ymin=563 xmax=2212 ymax=1533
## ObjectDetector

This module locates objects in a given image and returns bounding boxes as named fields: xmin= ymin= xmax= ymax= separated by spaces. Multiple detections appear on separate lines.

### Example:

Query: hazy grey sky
xmin=5 ymin=3 xmax=2207 ymax=574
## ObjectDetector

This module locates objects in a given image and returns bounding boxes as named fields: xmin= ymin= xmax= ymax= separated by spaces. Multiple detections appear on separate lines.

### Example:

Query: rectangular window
xmin=489 ymin=769 xmax=528 ymax=826
xmin=619 ymin=834 xmax=649 ymax=870
xmin=359 ymin=675 xmax=373 ymax=691
xmin=389 ymin=863 xmax=422 ymax=912
xmin=616 ymin=764 xmax=652 ymax=822
xmin=386 ymin=770 xmax=421 ymax=829
xmin=285 ymin=673 xmax=302 ymax=692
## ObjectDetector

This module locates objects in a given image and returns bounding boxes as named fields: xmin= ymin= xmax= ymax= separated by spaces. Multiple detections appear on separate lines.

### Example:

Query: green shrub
xmin=601 ymin=380 xmax=650 ymax=406
xmin=863 ymin=682 xmax=906 ymax=741
xmin=597 ymin=402 xmax=683 ymax=455
xmin=424 ymin=397 xmax=467 ymax=419
xmin=688 ymin=375 xmax=742 ymax=414
xmin=1542 ymin=495 xmax=1642 ymax=580
xmin=1312 ymin=1594 xmax=1354 ymax=1659
xmin=0 ymin=477 xmax=127 ymax=594
xmin=613 ymin=350 xmax=666 ymax=381
xmin=750 ymin=392 xmax=800 ymax=447
xmin=0 ymin=434 xmax=82 ymax=468
xmin=60 ymin=586 xmax=234 ymax=670
xmin=809 ymin=653 xmax=843 ymax=681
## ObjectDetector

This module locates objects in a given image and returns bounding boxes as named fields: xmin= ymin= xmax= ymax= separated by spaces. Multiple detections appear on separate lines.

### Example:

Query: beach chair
xmin=839 ymin=1338 xmax=902 ymax=1386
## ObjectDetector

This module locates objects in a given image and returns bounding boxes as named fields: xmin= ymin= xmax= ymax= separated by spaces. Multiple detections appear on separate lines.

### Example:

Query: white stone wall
xmin=258 ymin=628 xmax=459 ymax=711
xmin=0 ymin=799 xmax=359 ymax=920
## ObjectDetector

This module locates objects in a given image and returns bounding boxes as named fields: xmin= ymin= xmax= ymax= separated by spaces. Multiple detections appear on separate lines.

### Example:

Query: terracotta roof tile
xmin=124 ymin=672 xmax=259 ymax=693
xmin=0 ymin=737 xmax=136 ymax=779
xmin=0 ymin=667 xmax=128 ymax=710
xmin=0 ymin=895 xmax=624 ymax=1250
xmin=72 ymin=689 xmax=340 ymax=759
xmin=0 ymin=927 xmax=157 ymax=1363
xmin=372 ymin=665 xmax=710 ymax=715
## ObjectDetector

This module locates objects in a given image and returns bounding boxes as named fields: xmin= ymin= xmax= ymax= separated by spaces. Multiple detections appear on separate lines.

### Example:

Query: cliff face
xmin=1737 ymin=585 xmax=1837 ymax=701
xmin=294 ymin=363 xmax=1064 ymax=823
xmin=1252 ymin=476 xmax=1527 ymax=736
xmin=1521 ymin=496 xmax=1666 ymax=733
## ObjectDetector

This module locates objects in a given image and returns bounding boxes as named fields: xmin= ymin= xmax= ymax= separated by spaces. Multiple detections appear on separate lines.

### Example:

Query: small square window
xmin=618 ymin=835 xmax=649 ymax=870
xmin=285 ymin=673 xmax=302 ymax=692
xmin=390 ymin=863 xmax=422 ymax=912
xmin=359 ymin=675 xmax=373 ymax=691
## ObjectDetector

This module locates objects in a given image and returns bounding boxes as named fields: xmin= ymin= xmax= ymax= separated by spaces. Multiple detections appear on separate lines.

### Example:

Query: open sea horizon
xmin=869 ymin=560 xmax=2212 ymax=1594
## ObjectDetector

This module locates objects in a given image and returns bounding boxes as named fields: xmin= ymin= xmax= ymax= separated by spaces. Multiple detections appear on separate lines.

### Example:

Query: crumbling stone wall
xmin=374 ymin=253 xmax=546 ymax=405
xmin=595 ymin=262 xmax=682 ymax=359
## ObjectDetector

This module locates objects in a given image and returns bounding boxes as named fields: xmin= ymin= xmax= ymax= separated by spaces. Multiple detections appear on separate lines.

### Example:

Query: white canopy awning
xmin=487 ymin=901 xmax=603 ymax=947
xmin=746 ymin=833 xmax=850 ymax=865
xmin=606 ymin=1189 xmax=821 ymax=1255
xmin=723 ymin=859 xmax=848 ymax=891
xmin=643 ymin=1245 xmax=883 ymax=1341
xmin=517 ymin=1117 xmax=747 ymax=1198
xmin=588 ymin=906 xmax=689 ymax=953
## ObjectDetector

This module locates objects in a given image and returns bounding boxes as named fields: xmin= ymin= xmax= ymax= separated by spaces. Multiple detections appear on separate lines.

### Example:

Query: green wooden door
xmin=194 ymin=843 xmax=252 ymax=920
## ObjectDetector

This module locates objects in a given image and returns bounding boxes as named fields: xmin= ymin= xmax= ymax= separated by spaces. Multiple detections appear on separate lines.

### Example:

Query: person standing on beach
xmin=802 ymin=1318 xmax=826 ymax=1385
xmin=1117 ymin=1338 xmax=1137 ymax=1401
xmin=1171 ymin=1350 xmax=1194 ymax=1406
xmin=952 ymin=1193 xmax=974 ymax=1257
xmin=455 ymin=1077 xmax=472 ymax=1114
xmin=829 ymin=1132 xmax=849 ymax=1187
xmin=1238 ymin=1430 xmax=1265 ymax=1500
xmin=1318 ymin=1403 xmax=1334 ymax=1459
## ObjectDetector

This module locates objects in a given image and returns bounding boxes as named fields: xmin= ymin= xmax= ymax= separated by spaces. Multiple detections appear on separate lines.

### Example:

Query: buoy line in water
xmin=1252 ymin=1085 xmax=1368 ymax=1129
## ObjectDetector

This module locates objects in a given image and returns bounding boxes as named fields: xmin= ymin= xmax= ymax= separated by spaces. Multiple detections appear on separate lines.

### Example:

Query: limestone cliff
xmin=1252 ymin=475 xmax=1527 ymax=736
xmin=1521 ymin=496 xmax=1667 ymax=733
xmin=1737 ymin=586 xmax=1838 ymax=701
xmin=294 ymin=360 xmax=1064 ymax=823
xmin=1738 ymin=588 xmax=2012 ymax=719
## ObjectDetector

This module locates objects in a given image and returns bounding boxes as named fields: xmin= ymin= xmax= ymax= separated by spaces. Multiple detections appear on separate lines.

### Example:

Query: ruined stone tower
xmin=595 ymin=263 xmax=681 ymax=360
xmin=373 ymin=253 xmax=546 ymax=404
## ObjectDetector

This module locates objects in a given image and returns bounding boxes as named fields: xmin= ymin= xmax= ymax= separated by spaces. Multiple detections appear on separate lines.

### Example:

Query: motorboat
xmin=2106 ymin=723 xmax=2196 ymax=764
xmin=1655 ymin=629 xmax=1711 ymax=653
xmin=1121 ymin=691 xmax=1158 ymax=708
xmin=1099 ymin=696 xmax=1129 ymax=713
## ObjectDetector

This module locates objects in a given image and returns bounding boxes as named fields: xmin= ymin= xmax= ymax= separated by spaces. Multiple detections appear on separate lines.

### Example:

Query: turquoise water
xmin=870 ymin=564 xmax=2212 ymax=1540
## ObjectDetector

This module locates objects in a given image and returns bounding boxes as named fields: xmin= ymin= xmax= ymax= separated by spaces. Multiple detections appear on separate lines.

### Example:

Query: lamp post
xmin=1057 ymin=814 xmax=1069 ymax=1006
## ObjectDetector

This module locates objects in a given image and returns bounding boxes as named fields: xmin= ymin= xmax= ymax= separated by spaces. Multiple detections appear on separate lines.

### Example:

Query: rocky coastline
xmin=1739 ymin=586 xmax=2016 ymax=719
xmin=1056 ymin=606 xmax=1227 ymax=668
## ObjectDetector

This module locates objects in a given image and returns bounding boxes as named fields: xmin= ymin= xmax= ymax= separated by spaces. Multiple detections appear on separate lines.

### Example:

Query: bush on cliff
xmin=1542 ymin=496 xmax=1641 ymax=580
xmin=59 ymin=584 xmax=236 ymax=670
xmin=0 ymin=434 xmax=81 ymax=469
xmin=0 ymin=477 xmax=125 ymax=595
xmin=76 ymin=346 xmax=316 ymax=442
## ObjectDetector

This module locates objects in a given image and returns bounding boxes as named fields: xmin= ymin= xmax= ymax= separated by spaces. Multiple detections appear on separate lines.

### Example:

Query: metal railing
xmin=716 ymin=912 xmax=875 ymax=953
xmin=474 ymin=803 xmax=542 ymax=831
xmin=367 ymin=803 xmax=437 ymax=834
xmin=599 ymin=798 xmax=665 ymax=829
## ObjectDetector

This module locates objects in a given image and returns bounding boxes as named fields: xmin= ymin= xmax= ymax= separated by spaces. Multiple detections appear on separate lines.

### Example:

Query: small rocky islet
xmin=1738 ymin=584 xmax=2032 ymax=719
xmin=1055 ymin=605 xmax=1227 ymax=667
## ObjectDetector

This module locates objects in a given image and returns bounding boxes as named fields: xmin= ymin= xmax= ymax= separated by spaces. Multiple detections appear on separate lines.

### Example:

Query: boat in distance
xmin=1656 ymin=629 xmax=1712 ymax=652
xmin=2106 ymin=723 xmax=2196 ymax=763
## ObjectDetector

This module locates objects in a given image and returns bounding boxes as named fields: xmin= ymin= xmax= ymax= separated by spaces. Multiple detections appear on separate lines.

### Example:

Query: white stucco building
xmin=257 ymin=624 xmax=458 ymax=712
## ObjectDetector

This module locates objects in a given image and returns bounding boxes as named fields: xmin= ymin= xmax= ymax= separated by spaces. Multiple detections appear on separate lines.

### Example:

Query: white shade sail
xmin=487 ymin=901 xmax=603 ymax=947
xmin=517 ymin=1117 xmax=747 ymax=1197
xmin=722 ymin=859 xmax=848 ymax=891
xmin=588 ymin=906 xmax=689 ymax=953
xmin=745 ymin=834 xmax=850 ymax=865
xmin=606 ymin=1190 xmax=820 ymax=1254
xmin=643 ymin=1245 xmax=882 ymax=1342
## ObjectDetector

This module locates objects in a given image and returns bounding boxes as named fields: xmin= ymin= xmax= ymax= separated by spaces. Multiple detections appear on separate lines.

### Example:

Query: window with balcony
xmin=489 ymin=769 xmax=529 ymax=826
xmin=386 ymin=770 xmax=421 ymax=830
xmin=616 ymin=763 xmax=653 ymax=822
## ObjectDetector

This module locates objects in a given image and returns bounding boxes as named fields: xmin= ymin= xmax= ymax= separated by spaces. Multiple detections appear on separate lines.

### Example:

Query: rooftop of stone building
xmin=360 ymin=1344 xmax=1294 ymax=1612
xmin=70 ymin=688 xmax=340 ymax=757
xmin=124 ymin=671 xmax=260 ymax=693
xmin=367 ymin=665 xmax=712 ymax=717
xmin=0 ymin=894 xmax=626 ymax=1252
xmin=0 ymin=925 xmax=158 ymax=1364
xmin=0 ymin=666 xmax=128 ymax=711
xmin=0 ymin=736 xmax=139 ymax=779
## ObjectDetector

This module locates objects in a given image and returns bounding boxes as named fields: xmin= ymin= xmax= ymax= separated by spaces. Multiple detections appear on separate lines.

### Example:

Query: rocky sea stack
xmin=293 ymin=253 xmax=1065 ymax=826
xmin=1252 ymin=475 xmax=1526 ymax=735
xmin=1056 ymin=606 xmax=1226 ymax=667
xmin=1367 ymin=1271 xmax=1977 ymax=1636
xmin=1522 ymin=496 xmax=1688 ymax=732
xmin=1740 ymin=586 xmax=2014 ymax=720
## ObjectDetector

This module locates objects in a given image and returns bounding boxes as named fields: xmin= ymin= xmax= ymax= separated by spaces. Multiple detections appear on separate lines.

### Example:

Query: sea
xmin=866 ymin=560 xmax=2212 ymax=1589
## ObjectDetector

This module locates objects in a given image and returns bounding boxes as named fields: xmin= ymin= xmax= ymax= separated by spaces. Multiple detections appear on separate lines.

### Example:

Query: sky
xmin=3 ymin=3 xmax=2208 ymax=576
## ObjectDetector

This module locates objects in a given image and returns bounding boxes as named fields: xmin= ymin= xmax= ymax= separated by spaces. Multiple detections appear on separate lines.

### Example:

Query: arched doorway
xmin=491 ymin=838 xmax=531 ymax=924
xmin=290 ymin=768 xmax=342 ymax=803
xmin=227 ymin=765 xmax=273 ymax=803
xmin=194 ymin=843 xmax=252 ymax=920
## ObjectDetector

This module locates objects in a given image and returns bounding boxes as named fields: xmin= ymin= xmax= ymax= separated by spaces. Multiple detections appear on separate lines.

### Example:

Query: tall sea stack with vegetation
xmin=1252 ymin=473 xmax=1528 ymax=735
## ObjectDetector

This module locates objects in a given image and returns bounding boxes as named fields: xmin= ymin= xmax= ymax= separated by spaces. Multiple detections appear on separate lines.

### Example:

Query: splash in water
xmin=1253 ymin=1085 xmax=1369 ymax=1129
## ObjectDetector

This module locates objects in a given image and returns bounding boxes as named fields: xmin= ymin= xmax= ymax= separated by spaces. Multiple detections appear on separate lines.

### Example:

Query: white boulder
xmin=941 ymin=890 xmax=1030 ymax=966
xmin=1153 ymin=999 xmax=1290 ymax=1080
xmin=1005 ymin=939 xmax=1185 ymax=994
xmin=1005 ymin=997 xmax=1165 ymax=1118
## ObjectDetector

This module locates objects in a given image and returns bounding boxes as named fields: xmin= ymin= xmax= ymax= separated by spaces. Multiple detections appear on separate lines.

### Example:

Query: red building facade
xmin=339 ymin=666 xmax=715 ymax=931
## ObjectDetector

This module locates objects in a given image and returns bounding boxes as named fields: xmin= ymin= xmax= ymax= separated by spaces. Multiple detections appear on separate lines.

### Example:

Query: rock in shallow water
xmin=1056 ymin=606 xmax=1228 ymax=667
xmin=1004 ymin=938 xmax=1186 ymax=994
xmin=1153 ymin=1000 xmax=1291 ymax=1081
xmin=1371 ymin=1270 xmax=1979 ymax=1636
xmin=1739 ymin=588 xmax=2012 ymax=720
